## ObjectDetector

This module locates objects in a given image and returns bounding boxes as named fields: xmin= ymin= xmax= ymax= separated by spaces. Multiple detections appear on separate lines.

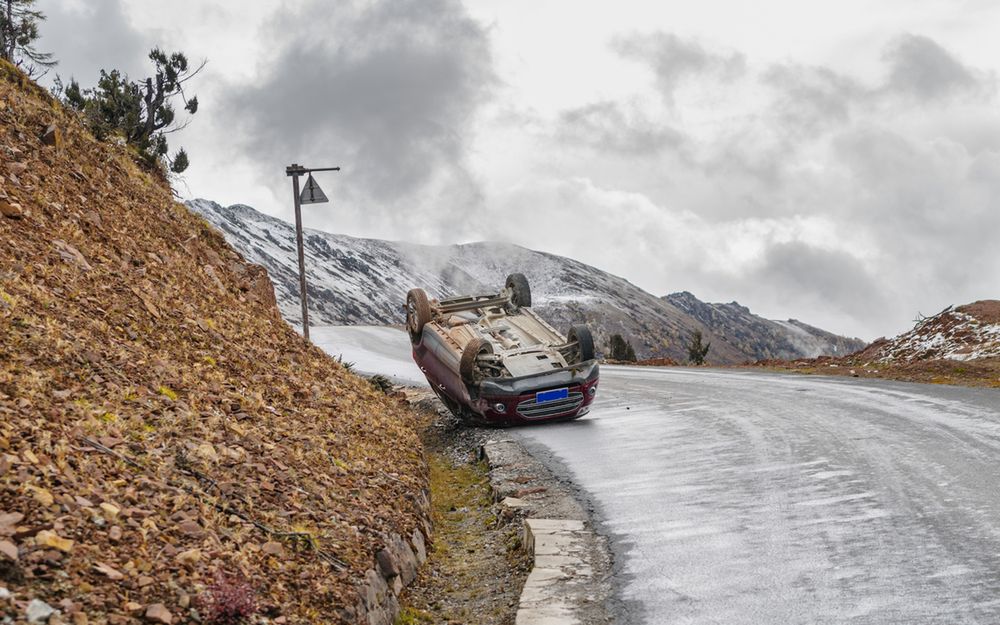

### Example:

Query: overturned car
xmin=406 ymin=273 xmax=599 ymax=426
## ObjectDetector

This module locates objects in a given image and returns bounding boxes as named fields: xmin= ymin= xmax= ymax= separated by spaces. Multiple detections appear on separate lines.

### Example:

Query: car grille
xmin=516 ymin=391 xmax=584 ymax=419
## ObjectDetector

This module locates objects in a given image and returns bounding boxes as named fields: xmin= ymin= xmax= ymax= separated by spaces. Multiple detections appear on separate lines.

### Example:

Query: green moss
xmin=157 ymin=385 xmax=178 ymax=401
xmin=395 ymin=607 xmax=433 ymax=624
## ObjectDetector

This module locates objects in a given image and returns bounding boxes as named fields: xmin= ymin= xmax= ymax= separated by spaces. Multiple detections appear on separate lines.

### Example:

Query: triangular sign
xmin=299 ymin=174 xmax=329 ymax=205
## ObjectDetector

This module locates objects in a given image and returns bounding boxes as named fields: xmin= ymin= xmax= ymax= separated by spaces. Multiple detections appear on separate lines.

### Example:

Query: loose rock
xmin=93 ymin=561 xmax=124 ymax=580
xmin=26 ymin=599 xmax=56 ymax=624
xmin=175 ymin=548 xmax=201 ymax=565
xmin=36 ymin=530 xmax=74 ymax=553
xmin=41 ymin=125 xmax=61 ymax=148
xmin=145 ymin=604 xmax=172 ymax=625
xmin=0 ymin=201 xmax=22 ymax=218
xmin=0 ymin=540 xmax=17 ymax=560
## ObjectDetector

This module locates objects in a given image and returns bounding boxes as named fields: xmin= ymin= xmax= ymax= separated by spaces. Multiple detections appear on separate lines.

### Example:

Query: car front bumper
xmin=472 ymin=360 xmax=600 ymax=425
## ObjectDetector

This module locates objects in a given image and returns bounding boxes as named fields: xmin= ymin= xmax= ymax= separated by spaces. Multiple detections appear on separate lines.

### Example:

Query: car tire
xmin=505 ymin=273 xmax=531 ymax=310
xmin=406 ymin=288 xmax=432 ymax=343
xmin=567 ymin=325 xmax=596 ymax=363
xmin=460 ymin=337 xmax=493 ymax=383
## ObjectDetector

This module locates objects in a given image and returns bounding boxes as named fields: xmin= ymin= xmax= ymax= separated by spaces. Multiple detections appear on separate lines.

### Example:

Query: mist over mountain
xmin=188 ymin=199 xmax=864 ymax=364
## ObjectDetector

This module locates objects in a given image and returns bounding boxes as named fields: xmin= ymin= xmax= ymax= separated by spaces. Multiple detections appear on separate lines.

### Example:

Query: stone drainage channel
xmin=480 ymin=439 xmax=614 ymax=625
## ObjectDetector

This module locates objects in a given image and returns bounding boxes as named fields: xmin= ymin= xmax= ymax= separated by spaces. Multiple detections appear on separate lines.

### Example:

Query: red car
xmin=406 ymin=273 xmax=599 ymax=426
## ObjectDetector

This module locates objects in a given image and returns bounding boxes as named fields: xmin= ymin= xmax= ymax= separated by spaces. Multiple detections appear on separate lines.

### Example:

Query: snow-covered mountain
xmin=187 ymin=199 xmax=862 ymax=364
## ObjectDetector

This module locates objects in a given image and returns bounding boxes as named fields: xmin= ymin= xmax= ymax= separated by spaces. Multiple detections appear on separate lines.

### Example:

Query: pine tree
xmin=687 ymin=330 xmax=710 ymax=365
xmin=608 ymin=334 xmax=637 ymax=362
xmin=0 ymin=0 xmax=55 ymax=77
xmin=60 ymin=48 xmax=203 ymax=174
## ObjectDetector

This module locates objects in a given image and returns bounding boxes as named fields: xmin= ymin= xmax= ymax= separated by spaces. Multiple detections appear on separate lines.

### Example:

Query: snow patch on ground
xmin=870 ymin=308 xmax=1000 ymax=363
xmin=310 ymin=326 xmax=427 ymax=386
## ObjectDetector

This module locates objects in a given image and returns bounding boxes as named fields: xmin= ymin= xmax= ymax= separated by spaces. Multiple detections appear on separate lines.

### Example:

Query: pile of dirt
xmin=631 ymin=357 xmax=680 ymax=367
xmin=0 ymin=61 xmax=427 ymax=623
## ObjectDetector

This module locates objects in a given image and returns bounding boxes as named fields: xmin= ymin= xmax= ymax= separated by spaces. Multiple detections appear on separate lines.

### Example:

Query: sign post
xmin=285 ymin=163 xmax=340 ymax=340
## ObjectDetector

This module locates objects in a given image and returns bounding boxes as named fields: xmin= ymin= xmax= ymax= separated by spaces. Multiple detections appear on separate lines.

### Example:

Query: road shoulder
xmin=480 ymin=438 xmax=614 ymax=625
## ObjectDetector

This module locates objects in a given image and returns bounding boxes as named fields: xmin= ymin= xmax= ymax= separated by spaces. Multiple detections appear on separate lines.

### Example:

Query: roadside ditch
xmin=398 ymin=391 xmax=615 ymax=625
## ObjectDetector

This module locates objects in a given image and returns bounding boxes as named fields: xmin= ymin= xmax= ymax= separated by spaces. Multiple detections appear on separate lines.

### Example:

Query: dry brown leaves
xmin=0 ymin=61 xmax=427 ymax=623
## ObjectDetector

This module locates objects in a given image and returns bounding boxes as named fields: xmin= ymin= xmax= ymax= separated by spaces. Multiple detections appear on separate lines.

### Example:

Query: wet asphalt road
xmin=516 ymin=366 xmax=1000 ymax=625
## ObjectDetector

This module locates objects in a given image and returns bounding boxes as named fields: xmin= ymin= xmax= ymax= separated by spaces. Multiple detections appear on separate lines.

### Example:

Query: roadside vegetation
xmin=607 ymin=333 xmax=637 ymax=362
xmin=398 ymin=404 xmax=530 ymax=625
xmin=0 ymin=0 xmax=53 ymax=78
xmin=686 ymin=330 xmax=711 ymax=364
xmin=54 ymin=48 xmax=202 ymax=174
xmin=2 ymin=0 xmax=201 ymax=176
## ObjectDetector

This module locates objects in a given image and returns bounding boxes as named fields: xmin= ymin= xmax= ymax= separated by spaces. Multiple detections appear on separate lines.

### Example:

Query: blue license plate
xmin=536 ymin=388 xmax=569 ymax=404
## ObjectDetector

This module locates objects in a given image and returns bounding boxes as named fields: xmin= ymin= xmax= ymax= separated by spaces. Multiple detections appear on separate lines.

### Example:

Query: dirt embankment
xmin=0 ymin=61 xmax=428 ymax=623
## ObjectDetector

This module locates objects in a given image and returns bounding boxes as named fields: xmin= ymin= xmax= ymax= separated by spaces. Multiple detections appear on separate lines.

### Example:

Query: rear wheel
xmin=459 ymin=337 xmax=494 ymax=384
xmin=406 ymin=289 xmax=432 ymax=343
xmin=566 ymin=325 xmax=596 ymax=364
xmin=505 ymin=273 xmax=531 ymax=310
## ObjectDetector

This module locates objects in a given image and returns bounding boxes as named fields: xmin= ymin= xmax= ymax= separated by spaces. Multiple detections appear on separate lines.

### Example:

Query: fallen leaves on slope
xmin=0 ymin=61 xmax=427 ymax=623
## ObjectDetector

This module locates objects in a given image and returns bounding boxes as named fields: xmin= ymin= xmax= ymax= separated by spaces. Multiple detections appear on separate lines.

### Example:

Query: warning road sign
xmin=299 ymin=174 xmax=329 ymax=204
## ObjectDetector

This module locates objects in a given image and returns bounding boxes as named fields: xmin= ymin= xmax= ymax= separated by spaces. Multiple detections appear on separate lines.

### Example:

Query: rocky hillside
xmin=0 ymin=62 xmax=427 ymax=624
xmin=855 ymin=301 xmax=1000 ymax=363
xmin=188 ymin=199 xmax=862 ymax=365
xmin=664 ymin=292 xmax=866 ymax=360
xmin=746 ymin=301 xmax=1000 ymax=388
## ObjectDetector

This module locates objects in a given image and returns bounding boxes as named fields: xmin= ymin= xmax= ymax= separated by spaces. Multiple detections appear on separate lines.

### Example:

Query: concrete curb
xmin=517 ymin=518 xmax=595 ymax=624
xmin=480 ymin=440 xmax=611 ymax=625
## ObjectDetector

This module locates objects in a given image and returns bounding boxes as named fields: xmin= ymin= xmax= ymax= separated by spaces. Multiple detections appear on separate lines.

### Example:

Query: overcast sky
xmin=39 ymin=0 xmax=1000 ymax=340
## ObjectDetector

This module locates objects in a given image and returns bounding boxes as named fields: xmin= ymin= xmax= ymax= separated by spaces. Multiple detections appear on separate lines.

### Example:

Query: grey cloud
xmin=882 ymin=34 xmax=985 ymax=102
xmin=743 ymin=242 xmax=893 ymax=327
xmin=40 ymin=0 xmax=150 ymax=84
xmin=761 ymin=35 xmax=991 ymax=134
xmin=226 ymin=0 xmax=494 ymax=217
xmin=762 ymin=64 xmax=863 ymax=137
xmin=612 ymin=32 xmax=745 ymax=104
xmin=832 ymin=126 xmax=1000 ymax=287
xmin=555 ymin=101 xmax=686 ymax=156
xmin=705 ymin=35 xmax=996 ymax=204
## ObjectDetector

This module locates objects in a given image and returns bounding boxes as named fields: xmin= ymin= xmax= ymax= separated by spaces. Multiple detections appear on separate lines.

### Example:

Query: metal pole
xmin=290 ymin=169 xmax=310 ymax=340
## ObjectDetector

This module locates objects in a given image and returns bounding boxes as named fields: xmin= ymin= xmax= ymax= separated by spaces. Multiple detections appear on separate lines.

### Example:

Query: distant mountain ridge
xmin=664 ymin=291 xmax=866 ymax=360
xmin=187 ymin=199 xmax=864 ymax=364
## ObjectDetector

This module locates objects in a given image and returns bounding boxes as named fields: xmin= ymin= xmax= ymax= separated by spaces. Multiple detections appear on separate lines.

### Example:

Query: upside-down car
xmin=406 ymin=273 xmax=599 ymax=426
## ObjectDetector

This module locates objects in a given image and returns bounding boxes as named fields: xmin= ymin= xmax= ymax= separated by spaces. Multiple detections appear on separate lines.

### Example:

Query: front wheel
xmin=406 ymin=288 xmax=432 ymax=343
xmin=460 ymin=337 xmax=494 ymax=384
xmin=566 ymin=325 xmax=596 ymax=363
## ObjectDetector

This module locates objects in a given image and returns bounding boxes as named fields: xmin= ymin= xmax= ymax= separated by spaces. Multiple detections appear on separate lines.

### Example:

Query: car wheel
xmin=505 ymin=273 xmax=531 ymax=310
xmin=406 ymin=288 xmax=432 ymax=343
xmin=460 ymin=337 xmax=494 ymax=383
xmin=566 ymin=325 xmax=596 ymax=363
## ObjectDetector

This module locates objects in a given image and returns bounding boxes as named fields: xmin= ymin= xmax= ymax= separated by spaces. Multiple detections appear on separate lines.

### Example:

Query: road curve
xmin=516 ymin=366 xmax=1000 ymax=625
